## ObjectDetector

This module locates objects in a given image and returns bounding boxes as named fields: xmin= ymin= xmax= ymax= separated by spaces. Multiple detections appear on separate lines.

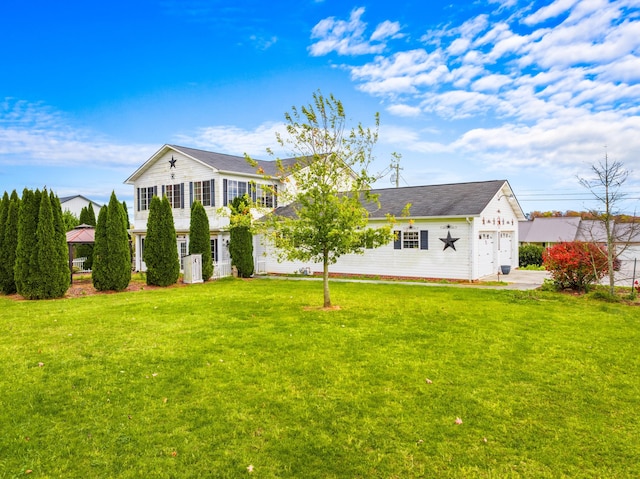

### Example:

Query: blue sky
xmin=2 ymin=0 xmax=640 ymax=216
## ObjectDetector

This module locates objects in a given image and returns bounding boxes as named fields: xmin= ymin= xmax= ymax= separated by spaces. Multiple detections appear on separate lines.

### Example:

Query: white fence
xmin=214 ymin=261 xmax=231 ymax=279
xmin=72 ymin=257 xmax=91 ymax=273
xmin=212 ymin=259 xmax=266 ymax=279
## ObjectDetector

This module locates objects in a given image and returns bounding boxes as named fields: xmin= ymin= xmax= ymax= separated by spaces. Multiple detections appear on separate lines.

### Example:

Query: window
xmin=223 ymin=179 xmax=248 ymax=206
xmin=137 ymin=186 xmax=156 ymax=211
xmin=210 ymin=238 xmax=218 ymax=263
xmin=394 ymin=229 xmax=428 ymax=250
xmin=164 ymin=183 xmax=183 ymax=209
xmin=192 ymin=180 xmax=214 ymax=207
xmin=251 ymin=182 xmax=277 ymax=208
xmin=403 ymin=230 xmax=419 ymax=249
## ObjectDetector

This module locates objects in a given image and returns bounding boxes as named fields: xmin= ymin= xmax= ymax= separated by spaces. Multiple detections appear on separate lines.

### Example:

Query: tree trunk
xmin=323 ymin=250 xmax=331 ymax=308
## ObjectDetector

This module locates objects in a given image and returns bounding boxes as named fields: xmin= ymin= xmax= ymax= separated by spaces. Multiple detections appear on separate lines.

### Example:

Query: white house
xmin=59 ymin=195 xmax=102 ymax=218
xmin=125 ymin=144 xmax=526 ymax=281
xmin=265 ymin=180 xmax=527 ymax=281
xmin=125 ymin=144 xmax=295 ymax=276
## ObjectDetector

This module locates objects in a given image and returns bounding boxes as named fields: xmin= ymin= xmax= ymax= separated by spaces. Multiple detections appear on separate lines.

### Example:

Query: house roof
xmin=518 ymin=217 xmax=582 ymax=243
xmin=274 ymin=179 xmax=526 ymax=220
xmin=365 ymin=180 xmax=518 ymax=218
xmin=59 ymin=195 xmax=101 ymax=207
xmin=125 ymin=144 xmax=298 ymax=183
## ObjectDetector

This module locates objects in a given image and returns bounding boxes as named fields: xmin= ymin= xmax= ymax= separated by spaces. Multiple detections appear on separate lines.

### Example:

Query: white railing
xmin=214 ymin=261 xmax=232 ymax=279
xmin=72 ymin=257 xmax=91 ymax=273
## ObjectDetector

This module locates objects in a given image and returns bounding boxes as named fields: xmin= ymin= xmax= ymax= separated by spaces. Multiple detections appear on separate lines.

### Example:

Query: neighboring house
xmin=519 ymin=216 xmax=640 ymax=284
xmin=59 ymin=195 xmax=102 ymax=219
xmin=126 ymin=144 xmax=527 ymax=281
xmin=265 ymin=180 xmax=526 ymax=281
xmin=518 ymin=216 xmax=582 ymax=247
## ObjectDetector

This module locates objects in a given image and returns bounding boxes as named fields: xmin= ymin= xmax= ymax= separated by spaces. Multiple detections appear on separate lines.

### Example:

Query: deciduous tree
xmin=248 ymin=91 xmax=394 ymax=308
xmin=578 ymin=152 xmax=639 ymax=296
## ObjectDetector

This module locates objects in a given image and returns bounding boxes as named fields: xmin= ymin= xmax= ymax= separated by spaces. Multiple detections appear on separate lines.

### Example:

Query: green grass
xmin=1 ymin=279 xmax=638 ymax=478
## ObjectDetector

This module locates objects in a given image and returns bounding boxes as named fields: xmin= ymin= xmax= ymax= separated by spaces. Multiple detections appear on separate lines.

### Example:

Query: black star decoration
xmin=440 ymin=231 xmax=460 ymax=251
xmin=169 ymin=156 xmax=177 ymax=168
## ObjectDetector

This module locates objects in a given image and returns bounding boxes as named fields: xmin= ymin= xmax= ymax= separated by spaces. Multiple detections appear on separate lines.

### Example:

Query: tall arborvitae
xmin=1 ymin=191 xmax=20 ymax=294
xmin=189 ymin=200 xmax=213 ymax=280
xmin=50 ymin=191 xmax=71 ymax=294
xmin=0 ymin=192 xmax=9 ymax=248
xmin=92 ymin=192 xmax=131 ymax=291
xmin=144 ymin=195 xmax=179 ymax=286
xmin=105 ymin=192 xmax=131 ymax=290
xmin=15 ymin=189 xmax=41 ymax=297
xmin=0 ymin=192 xmax=9 ymax=291
xmin=27 ymin=189 xmax=69 ymax=299
xmin=229 ymin=195 xmax=254 ymax=278
xmin=92 ymin=205 xmax=108 ymax=290
xmin=77 ymin=203 xmax=97 ymax=270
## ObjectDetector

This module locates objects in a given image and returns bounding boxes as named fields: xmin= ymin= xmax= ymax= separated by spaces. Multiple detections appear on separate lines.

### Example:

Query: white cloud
xmin=472 ymin=73 xmax=513 ymax=92
xmin=0 ymin=99 xmax=155 ymax=168
xmin=523 ymin=0 xmax=580 ymax=26
xmin=173 ymin=122 xmax=288 ymax=158
xmin=370 ymin=20 xmax=403 ymax=42
xmin=386 ymin=104 xmax=422 ymax=117
xmin=309 ymin=7 xmax=403 ymax=56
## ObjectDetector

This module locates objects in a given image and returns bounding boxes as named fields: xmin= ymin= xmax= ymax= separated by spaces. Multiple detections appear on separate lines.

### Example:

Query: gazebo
xmin=65 ymin=224 xmax=95 ymax=282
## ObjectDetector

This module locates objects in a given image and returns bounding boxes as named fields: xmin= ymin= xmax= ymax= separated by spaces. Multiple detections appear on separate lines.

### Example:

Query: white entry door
xmin=478 ymin=232 xmax=495 ymax=277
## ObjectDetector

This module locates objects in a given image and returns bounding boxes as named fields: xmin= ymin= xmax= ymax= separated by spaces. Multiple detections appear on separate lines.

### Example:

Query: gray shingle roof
xmin=518 ymin=217 xmax=581 ymax=243
xmin=169 ymin=145 xmax=297 ymax=176
xmin=364 ymin=180 xmax=508 ymax=218
xmin=275 ymin=180 xmax=510 ymax=219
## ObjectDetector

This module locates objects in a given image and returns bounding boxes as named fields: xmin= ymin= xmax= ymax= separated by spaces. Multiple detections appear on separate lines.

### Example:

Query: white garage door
xmin=499 ymin=232 xmax=513 ymax=265
xmin=478 ymin=232 xmax=495 ymax=277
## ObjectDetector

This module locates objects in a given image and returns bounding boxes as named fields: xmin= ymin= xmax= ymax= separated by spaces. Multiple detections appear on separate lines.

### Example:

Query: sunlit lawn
xmin=0 ymin=278 xmax=638 ymax=478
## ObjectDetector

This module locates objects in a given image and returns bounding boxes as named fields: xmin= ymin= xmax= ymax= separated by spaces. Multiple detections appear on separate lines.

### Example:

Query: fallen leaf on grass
xmin=425 ymin=378 xmax=432 ymax=384
xmin=38 ymin=362 xmax=44 ymax=367
xmin=455 ymin=417 xmax=463 ymax=425
xmin=247 ymin=464 xmax=255 ymax=473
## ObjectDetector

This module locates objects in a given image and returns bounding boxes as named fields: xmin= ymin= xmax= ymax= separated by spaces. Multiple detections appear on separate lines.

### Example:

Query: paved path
xmin=262 ymin=270 xmax=550 ymax=291
xmin=477 ymin=270 xmax=550 ymax=290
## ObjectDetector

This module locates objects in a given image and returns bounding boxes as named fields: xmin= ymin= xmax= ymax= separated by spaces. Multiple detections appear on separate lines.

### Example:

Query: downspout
xmin=466 ymin=217 xmax=473 ymax=282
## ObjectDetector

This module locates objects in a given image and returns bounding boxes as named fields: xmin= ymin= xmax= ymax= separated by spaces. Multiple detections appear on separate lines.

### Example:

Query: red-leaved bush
xmin=543 ymin=241 xmax=610 ymax=292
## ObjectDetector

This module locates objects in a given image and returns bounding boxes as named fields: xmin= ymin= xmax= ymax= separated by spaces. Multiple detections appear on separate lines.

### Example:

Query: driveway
xmin=479 ymin=269 xmax=550 ymax=290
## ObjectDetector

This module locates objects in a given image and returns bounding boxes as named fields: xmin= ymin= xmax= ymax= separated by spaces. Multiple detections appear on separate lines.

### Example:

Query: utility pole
xmin=389 ymin=153 xmax=403 ymax=188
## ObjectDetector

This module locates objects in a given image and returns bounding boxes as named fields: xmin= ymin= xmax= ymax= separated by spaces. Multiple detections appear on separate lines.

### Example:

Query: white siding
xmin=60 ymin=197 xmax=101 ymax=218
xmin=132 ymin=150 xmax=221 ymax=232
xmin=263 ymin=219 xmax=477 ymax=280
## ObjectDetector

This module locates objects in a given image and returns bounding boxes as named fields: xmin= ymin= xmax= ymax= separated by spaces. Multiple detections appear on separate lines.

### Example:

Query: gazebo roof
xmin=66 ymin=224 xmax=95 ymax=244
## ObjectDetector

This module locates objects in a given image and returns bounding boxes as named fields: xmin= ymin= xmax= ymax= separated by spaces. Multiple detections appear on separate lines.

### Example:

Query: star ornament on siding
xmin=440 ymin=231 xmax=459 ymax=251
xmin=169 ymin=156 xmax=177 ymax=168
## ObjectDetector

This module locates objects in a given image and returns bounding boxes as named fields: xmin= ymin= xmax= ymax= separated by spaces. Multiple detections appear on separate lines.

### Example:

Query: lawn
xmin=0 ymin=278 xmax=638 ymax=478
